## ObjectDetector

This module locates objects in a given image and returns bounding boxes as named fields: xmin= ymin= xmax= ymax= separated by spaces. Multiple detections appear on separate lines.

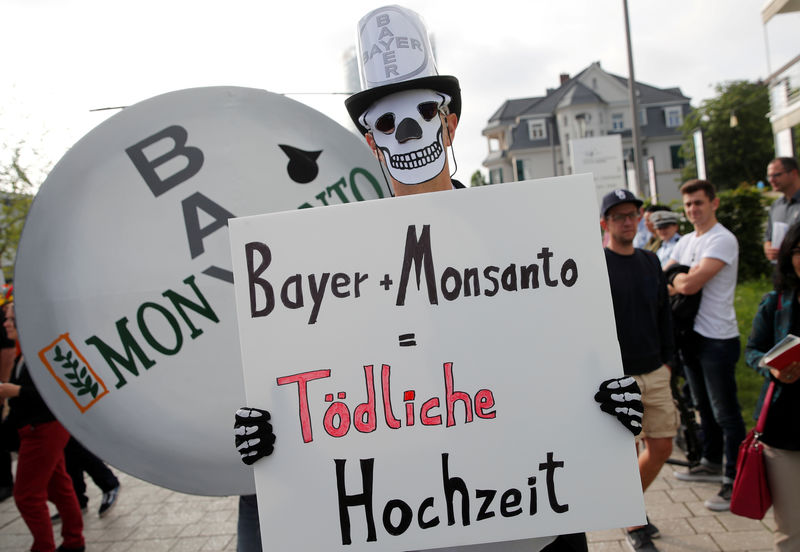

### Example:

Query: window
xmin=639 ymin=108 xmax=647 ymax=126
xmin=516 ymin=159 xmax=525 ymax=181
xmin=489 ymin=137 xmax=500 ymax=152
xmin=665 ymin=107 xmax=683 ymax=128
xmin=528 ymin=120 xmax=547 ymax=140
xmin=612 ymin=113 xmax=624 ymax=130
xmin=490 ymin=168 xmax=503 ymax=184
xmin=670 ymin=145 xmax=685 ymax=169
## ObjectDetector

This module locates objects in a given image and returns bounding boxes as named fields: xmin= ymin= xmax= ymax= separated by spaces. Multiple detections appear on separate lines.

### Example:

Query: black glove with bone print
xmin=234 ymin=407 xmax=276 ymax=465
xmin=594 ymin=377 xmax=643 ymax=436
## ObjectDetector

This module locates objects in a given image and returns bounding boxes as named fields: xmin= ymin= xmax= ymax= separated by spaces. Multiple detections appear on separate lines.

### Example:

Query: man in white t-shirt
xmin=664 ymin=179 xmax=746 ymax=513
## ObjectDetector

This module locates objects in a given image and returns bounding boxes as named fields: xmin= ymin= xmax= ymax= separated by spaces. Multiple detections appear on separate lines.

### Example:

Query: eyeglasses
xmin=608 ymin=212 xmax=639 ymax=222
xmin=373 ymin=102 xmax=441 ymax=134
xmin=767 ymin=171 xmax=786 ymax=180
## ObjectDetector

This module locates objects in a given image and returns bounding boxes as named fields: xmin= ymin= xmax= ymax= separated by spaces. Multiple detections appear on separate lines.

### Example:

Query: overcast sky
xmin=2 ymin=0 xmax=797 ymax=187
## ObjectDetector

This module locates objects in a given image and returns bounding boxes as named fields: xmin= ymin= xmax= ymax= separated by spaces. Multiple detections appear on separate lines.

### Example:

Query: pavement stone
xmin=0 ymin=450 xmax=777 ymax=551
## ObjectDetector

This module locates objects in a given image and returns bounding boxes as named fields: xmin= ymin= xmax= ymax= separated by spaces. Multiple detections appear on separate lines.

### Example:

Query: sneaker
xmin=704 ymin=483 xmax=733 ymax=511
xmin=98 ymin=484 xmax=120 ymax=517
xmin=674 ymin=461 xmax=722 ymax=483
xmin=56 ymin=545 xmax=85 ymax=552
xmin=644 ymin=516 xmax=660 ymax=539
xmin=51 ymin=505 xmax=87 ymax=524
xmin=626 ymin=527 xmax=659 ymax=551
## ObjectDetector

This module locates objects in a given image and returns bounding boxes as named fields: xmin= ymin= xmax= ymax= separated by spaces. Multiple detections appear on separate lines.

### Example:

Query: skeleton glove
xmin=594 ymin=377 xmax=643 ymax=436
xmin=234 ymin=407 xmax=276 ymax=465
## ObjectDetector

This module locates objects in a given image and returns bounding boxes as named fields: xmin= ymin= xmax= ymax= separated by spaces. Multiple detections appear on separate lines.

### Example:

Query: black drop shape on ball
xmin=279 ymin=144 xmax=322 ymax=184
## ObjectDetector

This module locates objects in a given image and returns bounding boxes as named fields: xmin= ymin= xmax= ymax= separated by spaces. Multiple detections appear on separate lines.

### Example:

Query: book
xmin=763 ymin=334 xmax=800 ymax=371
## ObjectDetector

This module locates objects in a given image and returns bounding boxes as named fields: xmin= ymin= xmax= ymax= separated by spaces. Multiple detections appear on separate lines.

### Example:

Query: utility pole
xmin=622 ymin=0 xmax=644 ymax=197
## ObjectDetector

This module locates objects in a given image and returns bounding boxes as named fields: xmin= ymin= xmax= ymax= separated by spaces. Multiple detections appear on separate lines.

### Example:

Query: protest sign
xmin=230 ymin=174 xmax=645 ymax=551
xmin=14 ymin=86 xmax=385 ymax=495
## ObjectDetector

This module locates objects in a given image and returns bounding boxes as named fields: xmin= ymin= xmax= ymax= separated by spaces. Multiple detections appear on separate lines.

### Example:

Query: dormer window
xmin=665 ymin=107 xmax=683 ymax=128
xmin=528 ymin=119 xmax=547 ymax=140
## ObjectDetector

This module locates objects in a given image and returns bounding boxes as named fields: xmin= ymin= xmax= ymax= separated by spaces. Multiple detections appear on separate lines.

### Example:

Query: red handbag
xmin=730 ymin=381 xmax=775 ymax=520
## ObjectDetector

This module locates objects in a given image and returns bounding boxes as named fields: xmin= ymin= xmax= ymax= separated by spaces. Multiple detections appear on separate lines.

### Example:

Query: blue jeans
xmin=682 ymin=332 xmax=746 ymax=481
xmin=237 ymin=494 xmax=262 ymax=552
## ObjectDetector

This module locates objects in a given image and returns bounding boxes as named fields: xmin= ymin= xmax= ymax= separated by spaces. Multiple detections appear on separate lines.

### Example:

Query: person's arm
xmin=0 ymin=347 xmax=14 ymax=383
xmin=0 ymin=382 xmax=21 ymax=399
xmin=764 ymin=241 xmax=779 ymax=262
xmin=745 ymin=292 xmax=777 ymax=378
xmin=668 ymin=257 xmax=725 ymax=296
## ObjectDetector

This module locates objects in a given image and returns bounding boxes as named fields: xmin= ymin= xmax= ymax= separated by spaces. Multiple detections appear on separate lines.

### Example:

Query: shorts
xmin=632 ymin=365 xmax=679 ymax=439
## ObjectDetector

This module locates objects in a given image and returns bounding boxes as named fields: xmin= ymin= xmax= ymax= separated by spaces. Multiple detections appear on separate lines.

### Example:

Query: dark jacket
xmin=6 ymin=356 xmax=56 ymax=429
xmin=744 ymin=290 xmax=792 ymax=418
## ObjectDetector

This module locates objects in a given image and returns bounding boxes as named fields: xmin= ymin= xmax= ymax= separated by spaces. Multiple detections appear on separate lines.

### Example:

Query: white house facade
xmin=482 ymin=62 xmax=691 ymax=204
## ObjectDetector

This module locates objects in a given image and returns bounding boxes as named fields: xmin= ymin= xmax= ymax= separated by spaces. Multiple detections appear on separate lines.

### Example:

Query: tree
xmin=0 ymin=146 xmax=37 ymax=280
xmin=470 ymin=170 xmax=487 ymax=187
xmin=679 ymin=81 xmax=773 ymax=190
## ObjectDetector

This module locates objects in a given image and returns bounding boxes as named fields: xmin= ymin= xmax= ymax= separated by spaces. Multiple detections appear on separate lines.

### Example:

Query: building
xmin=482 ymin=62 xmax=691 ymax=204
xmin=761 ymin=0 xmax=800 ymax=157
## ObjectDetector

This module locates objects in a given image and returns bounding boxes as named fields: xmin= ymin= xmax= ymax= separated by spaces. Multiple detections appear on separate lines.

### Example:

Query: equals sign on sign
xmin=398 ymin=333 xmax=416 ymax=347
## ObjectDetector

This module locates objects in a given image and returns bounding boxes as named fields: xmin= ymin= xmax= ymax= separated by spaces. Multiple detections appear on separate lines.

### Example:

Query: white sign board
xmin=230 ymin=175 xmax=644 ymax=551
xmin=569 ymin=135 xmax=625 ymax=202
xmin=14 ymin=87 xmax=386 ymax=495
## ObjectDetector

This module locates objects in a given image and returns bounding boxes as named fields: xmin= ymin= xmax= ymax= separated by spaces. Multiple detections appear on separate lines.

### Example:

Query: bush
xmin=716 ymin=187 xmax=771 ymax=282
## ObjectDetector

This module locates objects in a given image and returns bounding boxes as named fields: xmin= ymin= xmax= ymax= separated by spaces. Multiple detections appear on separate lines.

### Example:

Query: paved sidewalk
xmin=0 ymin=452 xmax=777 ymax=551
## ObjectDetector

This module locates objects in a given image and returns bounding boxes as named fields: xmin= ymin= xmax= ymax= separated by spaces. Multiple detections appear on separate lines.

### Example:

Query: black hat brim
xmin=345 ymin=75 xmax=461 ymax=135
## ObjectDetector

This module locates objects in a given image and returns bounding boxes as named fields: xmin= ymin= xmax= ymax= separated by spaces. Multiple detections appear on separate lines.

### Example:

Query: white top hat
xmin=345 ymin=5 xmax=460 ymax=134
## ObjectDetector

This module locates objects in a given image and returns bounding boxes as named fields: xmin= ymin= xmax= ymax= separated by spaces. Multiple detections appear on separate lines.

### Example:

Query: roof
xmin=483 ymin=62 xmax=691 ymax=151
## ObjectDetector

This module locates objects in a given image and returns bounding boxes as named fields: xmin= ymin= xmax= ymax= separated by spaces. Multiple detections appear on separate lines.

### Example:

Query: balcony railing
xmin=768 ymin=53 xmax=800 ymax=119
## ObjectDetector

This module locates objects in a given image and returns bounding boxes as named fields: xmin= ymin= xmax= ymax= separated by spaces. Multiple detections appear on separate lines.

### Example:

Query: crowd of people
xmin=1 ymin=0 xmax=797 ymax=548
xmin=599 ymin=156 xmax=800 ymax=552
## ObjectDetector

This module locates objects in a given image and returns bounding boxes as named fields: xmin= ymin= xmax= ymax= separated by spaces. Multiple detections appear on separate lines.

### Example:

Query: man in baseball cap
xmin=601 ymin=188 xmax=676 ymax=551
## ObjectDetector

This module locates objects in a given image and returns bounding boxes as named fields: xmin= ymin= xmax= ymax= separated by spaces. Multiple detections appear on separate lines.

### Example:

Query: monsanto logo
xmin=39 ymin=334 xmax=109 ymax=413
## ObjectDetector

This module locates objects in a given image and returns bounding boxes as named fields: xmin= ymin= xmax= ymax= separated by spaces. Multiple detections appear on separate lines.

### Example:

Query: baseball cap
xmin=600 ymin=189 xmax=643 ymax=217
xmin=650 ymin=210 xmax=680 ymax=228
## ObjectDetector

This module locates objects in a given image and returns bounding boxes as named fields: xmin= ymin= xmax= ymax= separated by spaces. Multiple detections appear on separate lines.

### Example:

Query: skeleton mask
xmin=361 ymin=89 xmax=451 ymax=186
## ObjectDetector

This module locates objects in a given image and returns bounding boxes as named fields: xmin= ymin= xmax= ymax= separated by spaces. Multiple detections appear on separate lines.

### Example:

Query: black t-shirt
xmin=605 ymin=248 xmax=674 ymax=375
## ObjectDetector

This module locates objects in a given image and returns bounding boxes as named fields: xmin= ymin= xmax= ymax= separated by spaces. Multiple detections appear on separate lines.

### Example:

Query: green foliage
xmin=470 ymin=170 xmax=487 ymax=187
xmin=0 ymin=146 xmax=37 ymax=280
xmin=715 ymin=187 xmax=771 ymax=282
xmin=679 ymin=81 xmax=773 ymax=190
